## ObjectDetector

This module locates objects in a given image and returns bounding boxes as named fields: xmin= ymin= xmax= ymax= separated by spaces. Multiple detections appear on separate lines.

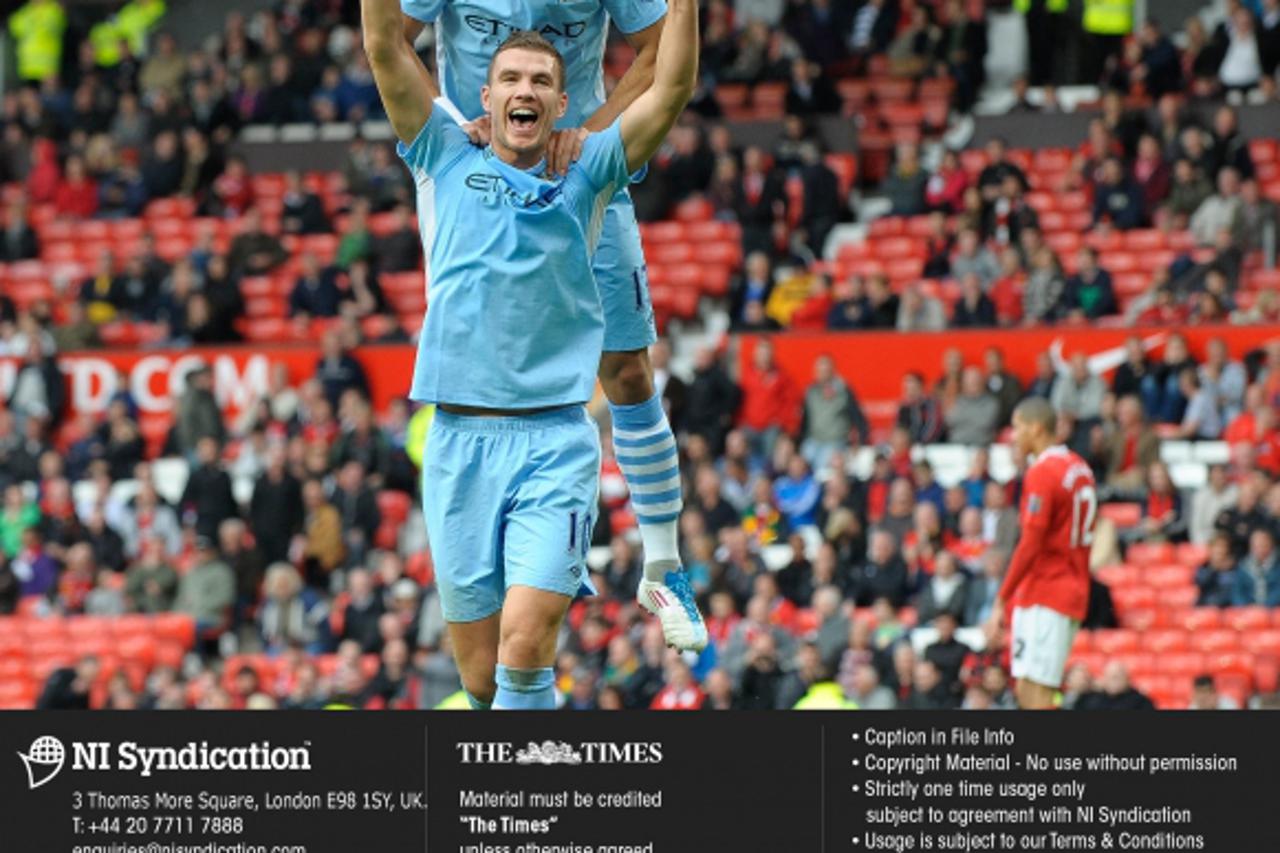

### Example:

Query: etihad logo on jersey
xmin=465 ymin=173 xmax=561 ymax=208
xmin=464 ymin=14 xmax=588 ymax=40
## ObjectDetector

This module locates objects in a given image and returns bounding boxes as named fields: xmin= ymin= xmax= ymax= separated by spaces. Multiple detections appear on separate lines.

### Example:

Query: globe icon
xmin=28 ymin=736 xmax=64 ymax=765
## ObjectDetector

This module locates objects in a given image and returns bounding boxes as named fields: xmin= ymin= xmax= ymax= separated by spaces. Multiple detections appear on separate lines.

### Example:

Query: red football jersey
xmin=1002 ymin=446 xmax=1096 ymax=621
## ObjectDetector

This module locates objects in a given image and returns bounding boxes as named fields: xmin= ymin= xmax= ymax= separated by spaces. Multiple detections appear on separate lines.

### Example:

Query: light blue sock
xmin=465 ymin=691 xmax=492 ymax=711
xmin=492 ymin=665 xmax=556 ymax=710
xmin=609 ymin=392 xmax=682 ymax=581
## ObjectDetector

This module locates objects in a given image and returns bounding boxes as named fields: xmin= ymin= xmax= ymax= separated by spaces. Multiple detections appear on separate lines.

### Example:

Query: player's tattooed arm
xmin=618 ymin=0 xmax=697 ymax=174
xmin=363 ymin=0 xmax=436 ymax=143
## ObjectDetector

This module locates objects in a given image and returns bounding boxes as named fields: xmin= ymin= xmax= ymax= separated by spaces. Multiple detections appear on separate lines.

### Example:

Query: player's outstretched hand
xmin=548 ymin=127 xmax=589 ymax=176
xmin=462 ymin=115 xmax=491 ymax=146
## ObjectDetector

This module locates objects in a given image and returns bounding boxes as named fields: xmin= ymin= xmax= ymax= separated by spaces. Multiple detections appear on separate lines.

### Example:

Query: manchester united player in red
xmin=985 ymin=398 xmax=1096 ymax=709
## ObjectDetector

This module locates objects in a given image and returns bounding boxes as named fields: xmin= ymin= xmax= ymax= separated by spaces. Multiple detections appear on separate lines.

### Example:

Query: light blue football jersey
xmin=398 ymin=107 xmax=633 ymax=408
xmin=401 ymin=0 xmax=667 ymax=128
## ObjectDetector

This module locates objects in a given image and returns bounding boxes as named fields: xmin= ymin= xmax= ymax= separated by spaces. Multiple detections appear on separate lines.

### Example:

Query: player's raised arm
xmin=618 ymin=0 xmax=698 ymax=175
xmin=362 ymin=0 xmax=436 ymax=143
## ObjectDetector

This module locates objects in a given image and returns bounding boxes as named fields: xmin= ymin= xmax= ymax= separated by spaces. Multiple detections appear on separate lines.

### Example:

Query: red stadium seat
xmin=1177 ymin=607 xmax=1222 ymax=630
xmin=1118 ymin=607 xmax=1160 ymax=631
xmin=1142 ymin=564 xmax=1195 ymax=587
xmin=1111 ymin=585 xmax=1156 ymax=611
xmin=673 ymin=197 xmax=713 ymax=222
xmin=1157 ymin=586 xmax=1200 ymax=611
xmin=1157 ymin=652 xmax=1207 ymax=678
xmin=1251 ymin=630 xmax=1280 ymax=657
xmin=1192 ymin=629 xmax=1240 ymax=654
xmin=1223 ymin=606 xmax=1271 ymax=632
xmin=378 ymin=490 xmax=410 ymax=525
xmin=1099 ymin=502 xmax=1141 ymax=528
xmin=644 ymin=221 xmax=685 ymax=243
xmin=1092 ymin=628 xmax=1140 ymax=654
xmin=649 ymin=243 xmax=693 ymax=265
xmin=1125 ymin=542 xmax=1174 ymax=566
xmin=1143 ymin=629 xmax=1190 ymax=654
xmin=1070 ymin=631 xmax=1092 ymax=653
xmin=1096 ymin=564 xmax=1140 ymax=588
xmin=153 ymin=613 xmax=196 ymax=649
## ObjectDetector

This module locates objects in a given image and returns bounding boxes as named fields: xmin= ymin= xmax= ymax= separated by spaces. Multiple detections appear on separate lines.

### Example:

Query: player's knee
xmin=599 ymin=350 xmax=653 ymax=405
xmin=499 ymin=622 xmax=556 ymax=669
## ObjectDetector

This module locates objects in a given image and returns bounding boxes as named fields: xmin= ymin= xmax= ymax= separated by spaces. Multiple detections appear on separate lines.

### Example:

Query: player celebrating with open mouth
xmin=399 ymin=0 xmax=706 ymax=653
xmin=361 ymin=0 xmax=699 ymax=709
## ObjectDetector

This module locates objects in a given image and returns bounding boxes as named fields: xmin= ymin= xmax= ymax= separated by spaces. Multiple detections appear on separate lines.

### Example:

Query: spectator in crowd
xmin=1239 ymin=178 xmax=1280 ymax=251
xmin=1143 ymin=334 xmax=1197 ymax=425
xmin=175 ymin=364 xmax=224 ymax=457
xmin=799 ymin=354 xmax=867 ymax=471
xmin=227 ymin=207 xmax=288 ymax=276
xmin=1196 ymin=531 xmax=1241 ymax=607
xmin=258 ymin=562 xmax=329 ymax=655
xmin=881 ymin=142 xmax=929 ymax=217
xmin=915 ymin=551 xmax=969 ymax=624
xmin=124 ymin=535 xmax=180 ymax=613
xmin=281 ymin=171 xmax=330 ymax=235
xmin=951 ymin=273 xmax=996 ymax=328
xmin=1091 ymin=157 xmax=1144 ymax=230
xmin=846 ymin=660 xmax=896 ymax=710
xmin=375 ymin=204 xmax=422 ymax=272
xmin=849 ymin=529 xmax=910 ymax=607
xmin=1233 ymin=527 xmax=1280 ymax=607
xmin=864 ymin=274 xmax=900 ymax=329
xmin=1 ymin=195 xmax=39 ymax=261
xmin=180 ymin=437 xmax=237 ymax=541
xmin=1051 ymin=354 xmax=1105 ymax=438
xmin=896 ymin=372 xmax=943 ymax=445
xmin=1132 ymin=135 xmax=1171 ymax=221
xmin=1022 ymin=246 xmax=1066 ymax=326
xmin=896 ymin=282 xmax=946 ymax=332
xmin=1105 ymin=395 xmax=1160 ymax=492
xmin=37 ymin=656 xmax=99 ymax=710
xmin=1218 ymin=6 xmax=1264 ymax=94
xmin=1164 ymin=158 xmax=1214 ymax=229
xmin=1112 ymin=336 xmax=1152 ymax=399
xmin=174 ymin=535 xmax=235 ymax=642
xmin=729 ymin=251 xmax=775 ymax=327
xmin=1072 ymin=662 xmax=1155 ymax=711
xmin=738 ymin=339 xmax=796 ymax=460
xmin=314 ymin=328 xmax=370 ymax=410
xmin=1190 ymin=167 xmax=1243 ymax=247
xmin=54 ymin=155 xmax=98 ymax=220
xmin=982 ymin=348 xmax=1022 ymax=428
xmin=925 ymin=150 xmax=969 ymax=214
xmin=301 ymin=478 xmax=344 ymax=581
xmin=1061 ymin=247 xmax=1117 ymax=321
xmin=1177 ymin=368 xmax=1223 ymax=441
xmin=949 ymin=228 xmax=1000 ymax=291
xmin=1191 ymin=465 xmax=1239 ymax=546
xmin=290 ymin=252 xmax=342 ymax=318
xmin=683 ymin=347 xmax=740 ymax=455
xmin=945 ymin=367 xmax=999 ymax=447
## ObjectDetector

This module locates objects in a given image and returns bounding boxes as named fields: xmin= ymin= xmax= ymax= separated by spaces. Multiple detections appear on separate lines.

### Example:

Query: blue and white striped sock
xmin=609 ymin=392 xmax=682 ymax=582
xmin=492 ymin=665 xmax=556 ymax=710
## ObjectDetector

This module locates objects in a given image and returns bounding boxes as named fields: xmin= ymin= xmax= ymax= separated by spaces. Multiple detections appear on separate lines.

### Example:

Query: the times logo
xmin=457 ymin=740 xmax=663 ymax=765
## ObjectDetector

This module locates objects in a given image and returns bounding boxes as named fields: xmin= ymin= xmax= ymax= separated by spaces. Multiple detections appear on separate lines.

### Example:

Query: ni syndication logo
xmin=17 ymin=736 xmax=313 ymax=790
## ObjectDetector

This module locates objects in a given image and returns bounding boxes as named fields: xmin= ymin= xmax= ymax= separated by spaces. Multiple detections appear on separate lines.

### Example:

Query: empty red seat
xmin=1126 ymin=542 xmax=1174 ymax=566
xmin=644 ymin=221 xmax=685 ymax=243
xmin=1250 ymin=629 xmax=1280 ymax=657
xmin=1157 ymin=652 xmax=1207 ymax=677
xmin=649 ymin=243 xmax=692 ymax=264
xmin=1070 ymin=631 xmax=1093 ymax=653
xmin=1092 ymin=628 xmax=1140 ymax=654
xmin=1223 ymin=606 xmax=1271 ymax=631
xmin=1143 ymin=564 xmax=1195 ymax=587
xmin=1118 ymin=607 xmax=1160 ymax=631
xmin=673 ymin=197 xmax=712 ymax=222
xmin=1099 ymin=503 xmax=1141 ymax=528
xmin=406 ymin=550 xmax=434 ymax=587
xmin=1155 ymin=586 xmax=1199 ymax=611
xmin=1111 ymin=585 xmax=1156 ymax=611
xmin=153 ymin=613 xmax=196 ymax=649
xmin=1206 ymin=651 xmax=1254 ymax=676
xmin=1193 ymin=629 xmax=1240 ymax=654
xmin=1095 ymin=561 xmax=1138 ymax=586
xmin=1144 ymin=629 xmax=1190 ymax=653
xmin=377 ymin=490 xmax=411 ymax=525
xmin=1178 ymin=607 xmax=1222 ymax=630
xmin=1115 ymin=652 xmax=1157 ymax=676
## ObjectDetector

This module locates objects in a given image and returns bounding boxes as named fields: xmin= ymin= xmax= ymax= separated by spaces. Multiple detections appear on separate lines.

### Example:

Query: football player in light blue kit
xmin=361 ymin=0 xmax=700 ymax=709
xmin=400 ymin=0 xmax=707 ymax=652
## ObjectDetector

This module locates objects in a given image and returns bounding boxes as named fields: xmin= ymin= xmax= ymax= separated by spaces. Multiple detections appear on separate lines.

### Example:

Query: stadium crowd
xmin=1 ymin=0 xmax=1280 ymax=712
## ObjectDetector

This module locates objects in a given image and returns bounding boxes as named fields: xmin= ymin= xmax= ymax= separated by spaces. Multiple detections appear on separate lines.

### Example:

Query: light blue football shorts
xmin=595 ymin=190 xmax=657 ymax=353
xmin=421 ymin=406 xmax=600 ymax=623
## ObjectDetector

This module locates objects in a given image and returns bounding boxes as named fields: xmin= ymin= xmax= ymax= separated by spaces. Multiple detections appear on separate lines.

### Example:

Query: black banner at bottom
xmin=1 ymin=712 xmax=1276 ymax=853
